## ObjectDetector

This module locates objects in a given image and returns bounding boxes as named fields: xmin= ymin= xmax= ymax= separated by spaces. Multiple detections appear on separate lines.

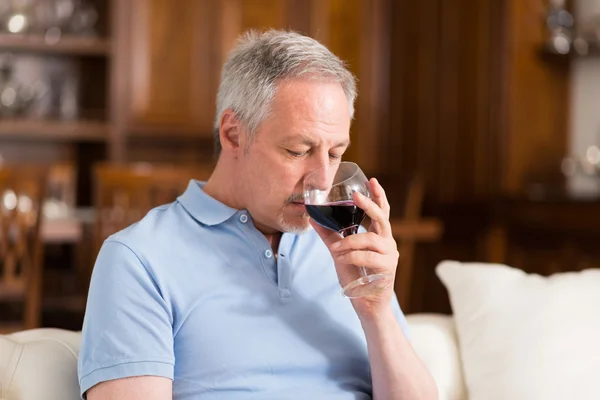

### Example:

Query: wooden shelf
xmin=0 ymin=34 xmax=111 ymax=56
xmin=0 ymin=119 xmax=108 ymax=141
xmin=391 ymin=218 xmax=444 ymax=241
xmin=539 ymin=43 xmax=600 ymax=61
xmin=127 ymin=125 xmax=214 ymax=141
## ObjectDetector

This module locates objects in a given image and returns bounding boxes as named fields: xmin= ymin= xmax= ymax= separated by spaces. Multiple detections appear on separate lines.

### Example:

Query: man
xmin=78 ymin=29 xmax=438 ymax=399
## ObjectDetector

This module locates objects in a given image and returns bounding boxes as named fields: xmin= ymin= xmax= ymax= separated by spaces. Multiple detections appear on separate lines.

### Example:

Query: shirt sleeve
xmin=77 ymin=239 xmax=174 ymax=398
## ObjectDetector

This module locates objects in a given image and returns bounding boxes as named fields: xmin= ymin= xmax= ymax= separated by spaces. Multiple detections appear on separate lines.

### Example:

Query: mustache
xmin=286 ymin=193 xmax=304 ymax=204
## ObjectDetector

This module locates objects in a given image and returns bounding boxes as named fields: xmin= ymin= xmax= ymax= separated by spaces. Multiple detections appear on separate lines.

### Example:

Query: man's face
xmin=237 ymin=78 xmax=351 ymax=234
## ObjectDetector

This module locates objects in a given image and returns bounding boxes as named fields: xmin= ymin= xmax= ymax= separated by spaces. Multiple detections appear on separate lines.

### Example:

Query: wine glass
xmin=304 ymin=161 xmax=394 ymax=298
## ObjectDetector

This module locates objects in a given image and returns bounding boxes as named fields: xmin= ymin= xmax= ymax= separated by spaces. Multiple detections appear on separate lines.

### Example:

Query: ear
xmin=219 ymin=109 xmax=244 ymax=155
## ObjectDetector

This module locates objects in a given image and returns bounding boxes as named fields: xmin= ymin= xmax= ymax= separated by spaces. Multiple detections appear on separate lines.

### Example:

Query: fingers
xmin=330 ymin=231 xmax=399 ymax=275
xmin=369 ymin=178 xmax=391 ymax=219
xmin=309 ymin=219 xmax=342 ymax=248
xmin=336 ymin=248 xmax=399 ymax=272
xmin=331 ymin=231 xmax=389 ymax=254
xmin=353 ymin=190 xmax=392 ymax=237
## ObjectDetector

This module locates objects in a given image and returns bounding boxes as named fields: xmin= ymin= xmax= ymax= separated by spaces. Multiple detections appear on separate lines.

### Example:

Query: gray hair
xmin=213 ymin=29 xmax=357 ymax=156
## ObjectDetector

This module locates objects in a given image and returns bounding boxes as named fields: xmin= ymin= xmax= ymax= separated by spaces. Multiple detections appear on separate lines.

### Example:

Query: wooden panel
xmin=110 ymin=0 xmax=128 ymax=162
xmin=127 ymin=139 xmax=215 ymax=166
xmin=485 ymin=199 xmax=600 ymax=277
xmin=315 ymin=0 xmax=362 ymax=165
xmin=353 ymin=0 xmax=391 ymax=175
xmin=240 ymin=0 xmax=286 ymax=32
xmin=386 ymin=0 xmax=571 ymax=314
xmin=285 ymin=0 xmax=312 ymax=34
xmin=389 ymin=0 xmax=441 ymax=196
xmin=437 ymin=0 xmax=501 ymax=202
xmin=121 ymin=0 xmax=390 ymax=169
xmin=215 ymin=0 xmax=391 ymax=175
xmin=306 ymin=0 xmax=390 ymax=175
xmin=125 ymin=0 xmax=218 ymax=135
xmin=218 ymin=0 xmax=289 ymax=59
xmin=503 ymin=0 xmax=569 ymax=195
xmin=387 ymin=0 xmax=500 ymax=313
xmin=389 ymin=0 xmax=507 ymax=203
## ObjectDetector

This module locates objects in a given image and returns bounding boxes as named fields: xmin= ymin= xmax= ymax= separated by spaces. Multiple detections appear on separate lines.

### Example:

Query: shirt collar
xmin=177 ymin=180 xmax=238 ymax=226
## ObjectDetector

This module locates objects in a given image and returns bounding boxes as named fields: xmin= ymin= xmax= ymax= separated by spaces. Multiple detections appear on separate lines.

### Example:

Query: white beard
xmin=278 ymin=211 xmax=311 ymax=233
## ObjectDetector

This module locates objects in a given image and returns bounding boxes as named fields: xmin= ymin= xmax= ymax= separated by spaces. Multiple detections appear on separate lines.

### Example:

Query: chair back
xmin=0 ymin=166 xmax=47 ymax=332
xmin=92 ymin=162 xmax=212 ymax=256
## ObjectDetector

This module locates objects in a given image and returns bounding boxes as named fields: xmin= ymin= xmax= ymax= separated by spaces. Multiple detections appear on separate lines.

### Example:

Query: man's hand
xmin=310 ymin=177 xmax=399 ymax=320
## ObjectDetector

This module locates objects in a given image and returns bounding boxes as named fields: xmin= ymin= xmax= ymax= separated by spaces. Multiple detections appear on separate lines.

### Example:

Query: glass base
xmin=342 ymin=273 xmax=395 ymax=298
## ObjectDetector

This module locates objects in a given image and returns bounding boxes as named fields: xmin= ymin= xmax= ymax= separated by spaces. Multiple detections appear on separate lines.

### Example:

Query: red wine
xmin=306 ymin=200 xmax=365 ymax=236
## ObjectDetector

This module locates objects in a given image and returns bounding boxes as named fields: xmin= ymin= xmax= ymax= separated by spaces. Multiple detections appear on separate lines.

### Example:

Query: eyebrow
xmin=286 ymin=135 xmax=351 ymax=149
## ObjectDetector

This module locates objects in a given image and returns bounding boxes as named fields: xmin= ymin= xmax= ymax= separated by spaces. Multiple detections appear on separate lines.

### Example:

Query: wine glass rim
xmin=304 ymin=161 xmax=362 ymax=189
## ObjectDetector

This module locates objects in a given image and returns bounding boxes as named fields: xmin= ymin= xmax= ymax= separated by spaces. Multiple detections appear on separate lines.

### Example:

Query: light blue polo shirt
xmin=78 ymin=180 xmax=410 ymax=399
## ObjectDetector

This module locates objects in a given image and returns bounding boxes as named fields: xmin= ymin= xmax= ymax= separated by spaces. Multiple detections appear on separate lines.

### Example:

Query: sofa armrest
xmin=1 ymin=319 xmax=466 ymax=400
xmin=1 ymin=328 xmax=81 ymax=400
xmin=406 ymin=313 xmax=467 ymax=400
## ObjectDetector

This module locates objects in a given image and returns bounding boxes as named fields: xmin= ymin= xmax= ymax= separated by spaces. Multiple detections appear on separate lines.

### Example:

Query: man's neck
xmin=203 ymin=160 xmax=244 ymax=211
xmin=264 ymin=232 xmax=282 ymax=255
xmin=203 ymin=160 xmax=283 ymax=253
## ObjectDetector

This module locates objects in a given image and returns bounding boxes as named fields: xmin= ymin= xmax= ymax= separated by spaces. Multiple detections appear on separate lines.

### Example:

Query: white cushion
xmin=406 ymin=313 xmax=467 ymax=400
xmin=1 ymin=319 xmax=467 ymax=400
xmin=0 ymin=328 xmax=81 ymax=400
xmin=436 ymin=260 xmax=600 ymax=400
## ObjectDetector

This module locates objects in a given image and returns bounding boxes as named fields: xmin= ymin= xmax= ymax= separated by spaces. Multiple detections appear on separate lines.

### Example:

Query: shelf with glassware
xmin=0 ymin=33 xmax=111 ymax=56
xmin=0 ymin=119 xmax=107 ymax=141
xmin=540 ymin=1 xmax=600 ymax=60
xmin=539 ymin=40 xmax=600 ymax=60
xmin=0 ymin=0 xmax=110 ymax=142
xmin=0 ymin=51 xmax=109 ymax=141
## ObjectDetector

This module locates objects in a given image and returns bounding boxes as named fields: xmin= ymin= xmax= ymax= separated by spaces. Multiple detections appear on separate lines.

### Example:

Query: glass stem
xmin=340 ymin=227 xmax=369 ymax=278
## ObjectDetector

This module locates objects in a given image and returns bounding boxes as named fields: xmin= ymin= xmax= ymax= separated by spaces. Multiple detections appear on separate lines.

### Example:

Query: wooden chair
xmin=390 ymin=175 xmax=443 ymax=313
xmin=47 ymin=163 xmax=77 ymax=208
xmin=0 ymin=166 xmax=47 ymax=333
xmin=92 ymin=162 xmax=213 ymax=254
xmin=49 ymin=162 xmax=212 ymax=314
xmin=40 ymin=163 xmax=83 ymax=315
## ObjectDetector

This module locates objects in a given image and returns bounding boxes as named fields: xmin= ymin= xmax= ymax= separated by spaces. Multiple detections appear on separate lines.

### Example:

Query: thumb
xmin=309 ymin=219 xmax=342 ymax=249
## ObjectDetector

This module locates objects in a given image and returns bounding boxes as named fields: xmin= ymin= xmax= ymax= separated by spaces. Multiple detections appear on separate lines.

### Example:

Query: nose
xmin=307 ymin=156 xmax=330 ymax=188
xmin=311 ymin=168 xmax=329 ymax=190
xmin=305 ymin=157 xmax=336 ymax=191
xmin=313 ymin=150 xmax=329 ymax=168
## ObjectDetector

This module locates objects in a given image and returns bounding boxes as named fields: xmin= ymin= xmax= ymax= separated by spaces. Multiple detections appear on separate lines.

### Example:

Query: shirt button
xmin=239 ymin=214 xmax=248 ymax=223
xmin=264 ymin=249 xmax=273 ymax=258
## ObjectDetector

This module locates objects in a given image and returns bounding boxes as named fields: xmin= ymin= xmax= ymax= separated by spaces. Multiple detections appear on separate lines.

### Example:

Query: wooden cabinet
xmin=116 ymin=0 xmax=220 ymax=138
xmin=217 ymin=0 xmax=391 ymax=174
xmin=116 ymin=0 xmax=305 ymax=139
xmin=0 ymin=0 xmax=393 ymax=194
xmin=385 ymin=0 xmax=573 ymax=314
xmin=114 ymin=0 xmax=391 ymax=169
xmin=388 ymin=0 xmax=569 ymax=204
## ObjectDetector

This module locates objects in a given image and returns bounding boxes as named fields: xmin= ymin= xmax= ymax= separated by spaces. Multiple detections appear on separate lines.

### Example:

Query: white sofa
xmin=0 ymin=314 xmax=465 ymax=400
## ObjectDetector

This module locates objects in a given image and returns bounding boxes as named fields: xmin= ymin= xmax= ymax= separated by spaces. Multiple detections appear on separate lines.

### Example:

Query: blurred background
xmin=0 ymin=0 xmax=598 ymax=332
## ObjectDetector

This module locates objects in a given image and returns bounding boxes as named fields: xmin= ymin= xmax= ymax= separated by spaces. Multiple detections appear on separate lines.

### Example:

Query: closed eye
xmin=287 ymin=150 xmax=308 ymax=157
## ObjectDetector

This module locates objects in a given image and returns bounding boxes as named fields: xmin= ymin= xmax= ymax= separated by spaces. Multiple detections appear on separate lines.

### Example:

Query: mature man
xmin=78 ymin=30 xmax=438 ymax=399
